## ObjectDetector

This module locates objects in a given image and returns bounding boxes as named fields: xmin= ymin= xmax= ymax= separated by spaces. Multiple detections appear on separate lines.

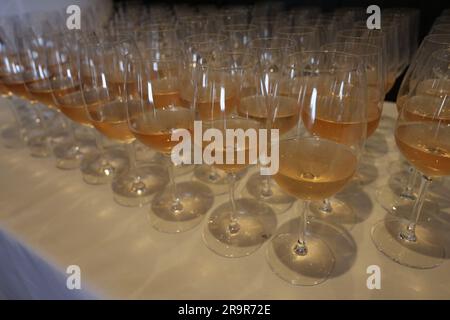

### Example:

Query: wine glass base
xmin=371 ymin=218 xmax=445 ymax=269
xmin=80 ymin=148 xmax=129 ymax=185
xmin=26 ymin=131 xmax=51 ymax=158
xmin=245 ymin=173 xmax=295 ymax=214
xmin=49 ymin=131 xmax=71 ymax=148
xmin=150 ymin=181 xmax=214 ymax=233
xmin=1 ymin=123 xmax=24 ymax=149
xmin=309 ymin=198 xmax=355 ymax=227
xmin=203 ymin=198 xmax=277 ymax=258
xmin=112 ymin=165 xmax=169 ymax=207
xmin=194 ymin=165 xmax=247 ymax=195
xmin=53 ymin=140 xmax=97 ymax=170
xmin=376 ymin=187 xmax=437 ymax=222
xmin=266 ymin=231 xmax=335 ymax=286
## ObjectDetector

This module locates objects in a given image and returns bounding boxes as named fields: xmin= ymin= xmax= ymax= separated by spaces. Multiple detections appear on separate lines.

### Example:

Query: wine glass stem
xmin=261 ymin=175 xmax=273 ymax=197
xmin=295 ymin=200 xmax=309 ymax=256
xmin=62 ymin=117 xmax=78 ymax=144
xmin=400 ymin=166 xmax=418 ymax=200
xmin=400 ymin=175 xmax=432 ymax=242
xmin=94 ymin=131 xmax=105 ymax=154
xmin=320 ymin=198 xmax=332 ymax=213
xmin=166 ymin=155 xmax=182 ymax=211
xmin=34 ymin=103 xmax=48 ymax=130
xmin=228 ymin=172 xmax=240 ymax=234
xmin=125 ymin=142 xmax=137 ymax=170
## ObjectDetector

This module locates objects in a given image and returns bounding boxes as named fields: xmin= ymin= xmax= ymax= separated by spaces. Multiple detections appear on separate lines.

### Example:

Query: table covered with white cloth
xmin=0 ymin=101 xmax=449 ymax=299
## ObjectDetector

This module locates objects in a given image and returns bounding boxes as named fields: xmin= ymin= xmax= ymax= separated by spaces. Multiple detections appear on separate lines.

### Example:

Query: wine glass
xmin=383 ymin=11 xmax=412 ymax=74
xmin=395 ymin=8 xmax=420 ymax=62
xmin=309 ymin=41 xmax=384 ymax=227
xmin=20 ymin=30 xmax=98 ymax=169
xmin=2 ymin=26 xmax=54 ymax=158
xmin=0 ymin=23 xmax=27 ymax=150
xmin=377 ymin=34 xmax=450 ymax=218
xmin=77 ymin=34 xmax=130 ymax=185
xmin=371 ymin=48 xmax=450 ymax=269
xmin=181 ymin=33 xmax=237 ymax=194
xmin=46 ymin=31 xmax=99 ymax=169
xmin=183 ymin=32 xmax=228 ymax=66
xmin=242 ymin=37 xmax=297 ymax=213
xmin=125 ymin=47 xmax=214 ymax=232
xmin=250 ymin=16 xmax=279 ymax=38
xmin=266 ymin=50 xmax=367 ymax=285
xmin=135 ymin=24 xmax=193 ymax=176
xmin=79 ymin=36 xmax=169 ymax=206
xmin=198 ymin=52 xmax=277 ymax=257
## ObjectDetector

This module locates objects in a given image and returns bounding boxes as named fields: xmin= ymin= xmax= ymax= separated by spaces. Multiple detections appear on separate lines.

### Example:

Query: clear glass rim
xmin=321 ymin=41 xmax=382 ymax=58
xmin=248 ymin=37 xmax=297 ymax=50
xmin=81 ymin=35 xmax=135 ymax=49
xmin=288 ymin=50 xmax=364 ymax=72
xmin=276 ymin=26 xmax=317 ymax=36
xmin=423 ymin=33 xmax=450 ymax=45
xmin=138 ymin=47 xmax=180 ymax=63
xmin=183 ymin=33 xmax=228 ymax=45
xmin=205 ymin=51 xmax=256 ymax=71
xmin=137 ymin=22 xmax=176 ymax=33
xmin=224 ymin=23 xmax=258 ymax=32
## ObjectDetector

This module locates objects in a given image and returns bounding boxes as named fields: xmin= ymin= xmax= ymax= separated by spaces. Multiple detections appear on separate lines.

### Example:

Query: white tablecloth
xmin=0 ymin=100 xmax=449 ymax=299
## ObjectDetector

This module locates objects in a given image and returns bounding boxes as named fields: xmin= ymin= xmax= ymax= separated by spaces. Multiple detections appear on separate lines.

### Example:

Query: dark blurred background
xmin=113 ymin=0 xmax=450 ymax=101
